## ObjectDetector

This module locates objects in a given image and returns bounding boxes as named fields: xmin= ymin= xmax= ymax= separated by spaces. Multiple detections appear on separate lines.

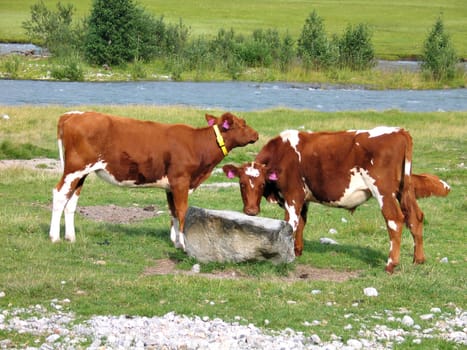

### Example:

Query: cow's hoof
xmin=413 ymin=258 xmax=425 ymax=265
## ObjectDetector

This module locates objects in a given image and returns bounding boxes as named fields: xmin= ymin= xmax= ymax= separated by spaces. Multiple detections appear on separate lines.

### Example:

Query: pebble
xmin=363 ymin=287 xmax=378 ymax=297
xmin=320 ymin=237 xmax=339 ymax=245
xmin=0 ymin=305 xmax=465 ymax=349
xmin=401 ymin=315 xmax=414 ymax=327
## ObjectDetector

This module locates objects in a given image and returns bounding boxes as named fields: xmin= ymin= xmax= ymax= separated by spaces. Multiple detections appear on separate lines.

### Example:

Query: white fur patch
xmin=387 ymin=220 xmax=398 ymax=231
xmin=64 ymin=110 xmax=84 ymax=115
xmin=285 ymin=202 xmax=299 ymax=231
xmin=280 ymin=129 xmax=301 ymax=162
xmin=405 ymin=160 xmax=412 ymax=176
xmin=440 ymin=179 xmax=450 ymax=190
xmin=245 ymin=166 xmax=260 ymax=178
xmin=353 ymin=126 xmax=400 ymax=138
xmin=330 ymin=167 xmax=383 ymax=209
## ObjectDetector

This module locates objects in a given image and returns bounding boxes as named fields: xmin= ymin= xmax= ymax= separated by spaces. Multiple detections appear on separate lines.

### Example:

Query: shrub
xmin=279 ymin=31 xmax=295 ymax=72
xmin=421 ymin=16 xmax=458 ymax=81
xmin=338 ymin=23 xmax=375 ymax=70
xmin=297 ymin=10 xmax=335 ymax=69
xmin=50 ymin=56 xmax=84 ymax=81
xmin=22 ymin=0 xmax=80 ymax=57
xmin=84 ymin=0 xmax=159 ymax=65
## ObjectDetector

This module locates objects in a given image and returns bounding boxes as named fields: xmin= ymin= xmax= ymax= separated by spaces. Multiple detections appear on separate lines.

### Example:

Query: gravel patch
xmin=0 ymin=301 xmax=465 ymax=349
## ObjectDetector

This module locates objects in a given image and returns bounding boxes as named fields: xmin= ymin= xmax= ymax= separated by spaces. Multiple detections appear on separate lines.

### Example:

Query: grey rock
xmin=184 ymin=206 xmax=295 ymax=264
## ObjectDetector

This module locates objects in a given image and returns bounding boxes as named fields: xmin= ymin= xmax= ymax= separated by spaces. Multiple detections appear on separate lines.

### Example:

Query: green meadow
xmin=1 ymin=0 xmax=466 ymax=60
xmin=0 ymin=106 xmax=465 ymax=348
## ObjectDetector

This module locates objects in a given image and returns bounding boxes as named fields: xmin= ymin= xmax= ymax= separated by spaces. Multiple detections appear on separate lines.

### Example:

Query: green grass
xmin=0 ymin=106 xmax=465 ymax=348
xmin=1 ymin=0 xmax=466 ymax=60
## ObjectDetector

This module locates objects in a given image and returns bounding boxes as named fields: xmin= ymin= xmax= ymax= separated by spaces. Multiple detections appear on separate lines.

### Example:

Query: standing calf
xmin=223 ymin=127 xmax=450 ymax=273
xmin=49 ymin=111 xmax=258 ymax=248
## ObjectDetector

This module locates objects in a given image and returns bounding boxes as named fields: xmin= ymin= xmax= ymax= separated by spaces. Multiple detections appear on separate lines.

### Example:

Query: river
xmin=1 ymin=79 xmax=466 ymax=112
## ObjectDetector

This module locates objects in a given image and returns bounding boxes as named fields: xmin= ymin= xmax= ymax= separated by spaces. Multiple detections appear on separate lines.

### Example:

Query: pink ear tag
xmin=222 ymin=120 xmax=230 ymax=130
xmin=208 ymin=119 xmax=215 ymax=126
xmin=268 ymin=172 xmax=278 ymax=181
xmin=227 ymin=170 xmax=235 ymax=179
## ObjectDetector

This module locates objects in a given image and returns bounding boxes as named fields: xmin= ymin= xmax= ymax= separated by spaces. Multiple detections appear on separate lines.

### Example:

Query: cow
xmin=49 ymin=111 xmax=258 ymax=249
xmin=223 ymin=127 xmax=450 ymax=273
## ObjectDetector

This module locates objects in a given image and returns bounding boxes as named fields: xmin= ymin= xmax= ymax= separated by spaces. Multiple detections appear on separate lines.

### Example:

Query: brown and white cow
xmin=49 ymin=111 xmax=258 ymax=248
xmin=223 ymin=127 xmax=450 ymax=273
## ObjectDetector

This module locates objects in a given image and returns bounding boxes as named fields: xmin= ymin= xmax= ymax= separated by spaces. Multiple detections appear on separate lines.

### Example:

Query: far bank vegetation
xmin=14 ymin=0 xmax=462 ymax=84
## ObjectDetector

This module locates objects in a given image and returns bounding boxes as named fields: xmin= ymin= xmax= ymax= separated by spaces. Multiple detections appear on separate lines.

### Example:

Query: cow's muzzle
xmin=244 ymin=207 xmax=259 ymax=216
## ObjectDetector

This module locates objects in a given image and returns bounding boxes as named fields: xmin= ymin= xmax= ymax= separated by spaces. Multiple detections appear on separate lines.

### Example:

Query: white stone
xmin=402 ymin=315 xmax=414 ymax=327
xmin=320 ymin=237 xmax=339 ymax=245
xmin=191 ymin=264 xmax=200 ymax=273
xmin=363 ymin=287 xmax=378 ymax=297
xmin=0 ymin=291 xmax=5 ymax=298
xmin=430 ymin=307 xmax=442 ymax=313
xmin=329 ymin=228 xmax=338 ymax=234
xmin=347 ymin=338 xmax=363 ymax=349
xmin=440 ymin=257 xmax=449 ymax=263
xmin=420 ymin=314 xmax=434 ymax=320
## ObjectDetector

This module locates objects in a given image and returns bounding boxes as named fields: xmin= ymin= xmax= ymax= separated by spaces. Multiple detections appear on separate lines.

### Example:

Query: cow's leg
xmin=166 ymin=187 xmax=189 ymax=250
xmin=380 ymin=196 xmax=405 ymax=274
xmin=284 ymin=199 xmax=305 ymax=256
xmin=166 ymin=191 xmax=181 ymax=248
xmin=50 ymin=169 xmax=89 ymax=242
xmin=400 ymin=190 xmax=425 ymax=264
xmin=50 ymin=180 xmax=68 ymax=242
xmin=63 ymin=177 xmax=86 ymax=242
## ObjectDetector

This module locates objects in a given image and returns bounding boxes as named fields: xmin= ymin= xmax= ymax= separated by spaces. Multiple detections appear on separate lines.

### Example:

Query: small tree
xmin=421 ymin=16 xmax=457 ymax=80
xmin=297 ymin=10 xmax=335 ymax=69
xmin=22 ymin=0 xmax=78 ymax=56
xmin=84 ymin=0 xmax=158 ymax=65
xmin=338 ymin=23 xmax=375 ymax=70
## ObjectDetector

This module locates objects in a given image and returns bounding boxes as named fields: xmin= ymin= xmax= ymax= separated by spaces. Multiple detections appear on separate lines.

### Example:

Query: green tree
xmin=338 ymin=23 xmax=375 ymax=70
xmin=297 ymin=10 xmax=335 ymax=69
xmin=421 ymin=16 xmax=457 ymax=80
xmin=84 ymin=0 xmax=158 ymax=65
xmin=22 ymin=0 xmax=78 ymax=57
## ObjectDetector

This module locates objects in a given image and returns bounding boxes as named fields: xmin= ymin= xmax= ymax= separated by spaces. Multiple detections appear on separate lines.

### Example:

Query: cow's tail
xmin=56 ymin=114 xmax=70 ymax=170
xmin=412 ymin=173 xmax=451 ymax=199
xmin=400 ymin=130 xmax=424 ymax=223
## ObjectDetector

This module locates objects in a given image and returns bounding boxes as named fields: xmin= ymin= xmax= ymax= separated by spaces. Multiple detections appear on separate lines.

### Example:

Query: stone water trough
xmin=183 ymin=206 xmax=295 ymax=264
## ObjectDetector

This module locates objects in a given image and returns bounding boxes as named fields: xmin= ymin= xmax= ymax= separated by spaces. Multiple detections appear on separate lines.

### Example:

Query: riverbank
xmin=1 ymin=46 xmax=466 ymax=89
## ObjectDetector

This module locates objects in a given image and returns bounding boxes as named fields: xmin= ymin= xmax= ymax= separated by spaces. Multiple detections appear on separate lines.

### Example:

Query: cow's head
xmin=206 ymin=112 xmax=258 ymax=148
xmin=223 ymin=162 xmax=280 ymax=216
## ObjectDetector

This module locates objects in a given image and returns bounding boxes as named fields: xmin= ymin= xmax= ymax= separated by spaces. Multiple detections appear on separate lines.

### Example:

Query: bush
xmin=421 ymin=16 xmax=458 ymax=81
xmin=297 ymin=10 xmax=335 ymax=69
xmin=84 ymin=0 xmax=159 ymax=65
xmin=22 ymin=0 xmax=80 ymax=57
xmin=338 ymin=23 xmax=375 ymax=70
xmin=50 ymin=56 xmax=84 ymax=81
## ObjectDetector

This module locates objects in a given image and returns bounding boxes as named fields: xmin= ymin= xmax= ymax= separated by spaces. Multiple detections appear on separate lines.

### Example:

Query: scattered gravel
xmin=0 ymin=302 xmax=465 ymax=349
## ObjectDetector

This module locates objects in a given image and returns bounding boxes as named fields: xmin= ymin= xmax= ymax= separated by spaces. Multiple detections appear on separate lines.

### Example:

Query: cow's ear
xmin=220 ymin=113 xmax=234 ymax=131
xmin=205 ymin=114 xmax=217 ymax=126
xmin=222 ymin=164 xmax=239 ymax=179
xmin=267 ymin=169 xmax=279 ymax=181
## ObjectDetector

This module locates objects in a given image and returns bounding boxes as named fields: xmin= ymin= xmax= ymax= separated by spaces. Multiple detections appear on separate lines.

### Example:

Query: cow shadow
xmin=40 ymin=221 xmax=171 ymax=245
xmin=303 ymin=239 xmax=386 ymax=267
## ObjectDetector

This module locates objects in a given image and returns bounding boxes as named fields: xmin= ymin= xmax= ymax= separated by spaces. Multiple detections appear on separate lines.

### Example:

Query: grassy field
xmin=0 ymin=105 xmax=465 ymax=348
xmin=0 ymin=0 xmax=466 ymax=60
